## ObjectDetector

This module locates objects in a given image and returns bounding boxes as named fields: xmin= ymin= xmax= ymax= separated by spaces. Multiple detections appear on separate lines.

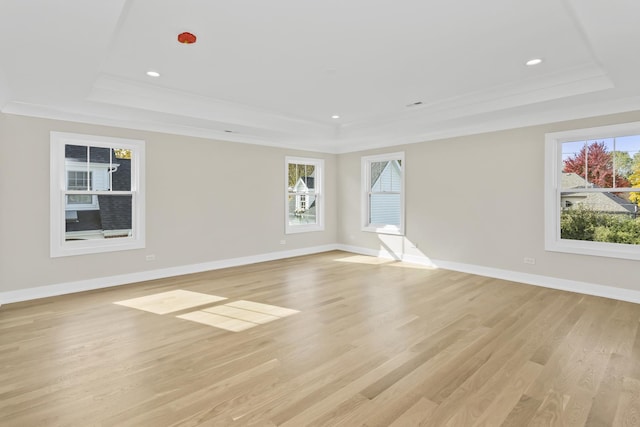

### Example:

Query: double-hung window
xmin=545 ymin=122 xmax=640 ymax=260
xmin=362 ymin=152 xmax=405 ymax=235
xmin=285 ymin=157 xmax=324 ymax=233
xmin=50 ymin=132 xmax=145 ymax=257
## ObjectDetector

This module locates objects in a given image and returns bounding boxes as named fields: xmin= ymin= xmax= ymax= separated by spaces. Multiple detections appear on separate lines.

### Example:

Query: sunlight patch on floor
xmin=115 ymin=290 xmax=299 ymax=332
xmin=334 ymin=255 xmax=396 ymax=265
xmin=177 ymin=310 xmax=256 ymax=332
xmin=178 ymin=301 xmax=299 ymax=332
xmin=114 ymin=290 xmax=227 ymax=314
xmin=334 ymin=255 xmax=437 ymax=270
xmin=389 ymin=262 xmax=437 ymax=270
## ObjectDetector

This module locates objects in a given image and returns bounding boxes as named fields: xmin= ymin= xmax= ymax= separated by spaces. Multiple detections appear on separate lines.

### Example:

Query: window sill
xmin=362 ymin=225 xmax=404 ymax=236
xmin=545 ymin=239 xmax=640 ymax=261
xmin=285 ymin=224 xmax=325 ymax=234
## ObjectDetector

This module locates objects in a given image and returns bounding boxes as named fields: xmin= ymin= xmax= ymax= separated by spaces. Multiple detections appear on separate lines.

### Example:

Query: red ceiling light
xmin=177 ymin=32 xmax=197 ymax=44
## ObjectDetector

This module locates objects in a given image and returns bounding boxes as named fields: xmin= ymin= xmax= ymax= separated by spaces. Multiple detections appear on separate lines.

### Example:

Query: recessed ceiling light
xmin=146 ymin=71 xmax=160 ymax=77
xmin=525 ymin=58 xmax=543 ymax=66
xmin=331 ymin=115 xmax=340 ymax=119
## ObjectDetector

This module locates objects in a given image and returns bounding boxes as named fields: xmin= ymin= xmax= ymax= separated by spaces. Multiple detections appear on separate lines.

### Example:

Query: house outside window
xmin=285 ymin=156 xmax=324 ymax=234
xmin=50 ymin=132 xmax=145 ymax=257
xmin=66 ymin=170 xmax=95 ymax=207
xmin=362 ymin=152 xmax=405 ymax=235
xmin=545 ymin=122 xmax=640 ymax=260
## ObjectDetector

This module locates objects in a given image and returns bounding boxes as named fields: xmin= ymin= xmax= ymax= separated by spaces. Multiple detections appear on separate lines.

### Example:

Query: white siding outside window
xmin=362 ymin=152 xmax=405 ymax=235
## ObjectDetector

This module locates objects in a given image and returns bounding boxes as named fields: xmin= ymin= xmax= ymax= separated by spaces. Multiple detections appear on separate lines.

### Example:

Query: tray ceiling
xmin=1 ymin=0 xmax=639 ymax=152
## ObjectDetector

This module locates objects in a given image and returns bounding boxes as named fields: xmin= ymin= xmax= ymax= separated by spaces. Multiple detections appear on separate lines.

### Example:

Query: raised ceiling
xmin=1 ymin=0 xmax=639 ymax=153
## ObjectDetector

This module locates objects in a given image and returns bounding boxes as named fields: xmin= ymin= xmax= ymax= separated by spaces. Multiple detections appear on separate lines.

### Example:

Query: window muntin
xmin=362 ymin=152 xmax=405 ymax=235
xmin=285 ymin=157 xmax=324 ymax=234
xmin=50 ymin=132 xmax=145 ymax=257
xmin=545 ymin=122 xmax=640 ymax=260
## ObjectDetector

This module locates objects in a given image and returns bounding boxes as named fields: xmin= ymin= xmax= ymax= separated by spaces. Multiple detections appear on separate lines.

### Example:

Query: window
xmin=50 ymin=132 xmax=145 ymax=257
xmin=362 ymin=152 xmax=405 ymax=235
xmin=285 ymin=157 xmax=324 ymax=233
xmin=545 ymin=122 xmax=640 ymax=260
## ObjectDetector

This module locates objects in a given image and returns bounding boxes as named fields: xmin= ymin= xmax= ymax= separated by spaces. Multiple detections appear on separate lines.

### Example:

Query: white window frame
xmin=50 ymin=132 xmax=145 ymax=257
xmin=361 ymin=152 xmax=405 ymax=235
xmin=545 ymin=121 xmax=640 ymax=260
xmin=285 ymin=156 xmax=324 ymax=234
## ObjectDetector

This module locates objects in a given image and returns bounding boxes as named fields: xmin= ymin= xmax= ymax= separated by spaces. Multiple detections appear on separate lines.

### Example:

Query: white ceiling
xmin=1 ymin=0 xmax=639 ymax=153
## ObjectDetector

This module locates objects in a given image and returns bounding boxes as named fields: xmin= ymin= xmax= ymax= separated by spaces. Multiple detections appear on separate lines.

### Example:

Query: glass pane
xmin=67 ymin=170 xmax=92 ymax=190
xmin=65 ymin=195 xmax=133 ymax=240
xmin=64 ymin=144 xmax=112 ymax=163
xmin=112 ymin=147 xmax=132 ymax=191
xmin=65 ymin=144 xmax=133 ymax=192
xmin=370 ymin=161 xmax=389 ymax=191
xmin=65 ymin=144 xmax=89 ymax=163
xmin=66 ymin=194 xmax=94 ymax=205
xmin=370 ymin=193 xmax=401 ymax=226
xmin=560 ymin=191 xmax=640 ymax=244
xmin=562 ymin=139 xmax=595 ymax=188
xmin=370 ymin=160 xmax=401 ymax=192
xmin=288 ymin=193 xmax=318 ymax=225
xmin=288 ymin=163 xmax=315 ymax=191
xmin=561 ymin=137 xmax=640 ymax=189
xmin=612 ymin=134 xmax=640 ymax=190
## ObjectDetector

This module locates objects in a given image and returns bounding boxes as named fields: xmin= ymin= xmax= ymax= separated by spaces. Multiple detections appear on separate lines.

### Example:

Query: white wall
xmin=337 ymin=111 xmax=640 ymax=293
xmin=0 ymin=113 xmax=337 ymax=295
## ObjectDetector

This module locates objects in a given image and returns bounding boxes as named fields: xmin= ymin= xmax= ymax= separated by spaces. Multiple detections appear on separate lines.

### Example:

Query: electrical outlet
xmin=145 ymin=254 xmax=156 ymax=261
xmin=524 ymin=257 xmax=535 ymax=265
xmin=280 ymin=240 xmax=286 ymax=245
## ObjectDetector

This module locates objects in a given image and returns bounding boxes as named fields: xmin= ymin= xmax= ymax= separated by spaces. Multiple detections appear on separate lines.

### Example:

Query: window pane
xmin=370 ymin=160 xmax=402 ymax=192
xmin=370 ymin=161 xmax=389 ymax=191
xmin=370 ymin=193 xmax=401 ymax=226
xmin=65 ymin=144 xmax=134 ymax=191
xmin=560 ymin=191 xmax=639 ymax=244
xmin=65 ymin=144 xmax=112 ymax=163
xmin=111 ymin=147 xmax=132 ymax=191
xmin=612 ymin=135 xmax=640 ymax=189
xmin=561 ymin=138 xmax=640 ymax=189
xmin=67 ymin=171 xmax=92 ymax=190
xmin=288 ymin=163 xmax=315 ymax=191
xmin=288 ymin=193 xmax=317 ymax=225
xmin=66 ymin=194 xmax=94 ymax=205
xmin=65 ymin=195 xmax=133 ymax=240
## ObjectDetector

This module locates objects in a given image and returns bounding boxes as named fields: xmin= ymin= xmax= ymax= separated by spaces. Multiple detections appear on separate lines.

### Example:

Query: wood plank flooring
xmin=1 ymin=250 xmax=640 ymax=426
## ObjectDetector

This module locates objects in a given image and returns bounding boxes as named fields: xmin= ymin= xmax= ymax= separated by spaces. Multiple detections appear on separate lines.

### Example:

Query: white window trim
xmin=544 ymin=121 xmax=640 ymax=260
xmin=285 ymin=156 xmax=324 ymax=234
xmin=50 ymin=132 xmax=145 ymax=257
xmin=361 ymin=152 xmax=405 ymax=235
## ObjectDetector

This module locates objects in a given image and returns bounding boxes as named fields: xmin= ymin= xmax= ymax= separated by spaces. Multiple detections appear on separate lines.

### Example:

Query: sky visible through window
xmin=562 ymin=134 xmax=640 ymax=162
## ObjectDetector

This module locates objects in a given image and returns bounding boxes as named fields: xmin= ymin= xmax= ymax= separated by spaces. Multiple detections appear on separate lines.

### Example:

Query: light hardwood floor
xmin=1 ymin=251 xmax=640 ymax=426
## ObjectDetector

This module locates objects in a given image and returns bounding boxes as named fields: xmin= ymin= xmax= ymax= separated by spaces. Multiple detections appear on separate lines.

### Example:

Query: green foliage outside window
xmin=561 ymin=206 xmax=640 ymax=244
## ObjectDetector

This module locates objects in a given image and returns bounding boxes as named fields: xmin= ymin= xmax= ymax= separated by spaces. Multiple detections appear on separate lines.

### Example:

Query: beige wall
xmin=337 ymin=110 xmax=640 ymax=292
xmin=3 ymin=110 xmax=640 ymax=297
xmin=0 ymin=113 xmax=337 ymax=292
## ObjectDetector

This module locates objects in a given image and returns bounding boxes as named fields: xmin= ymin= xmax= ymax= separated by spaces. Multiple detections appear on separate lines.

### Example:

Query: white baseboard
xmin=4 ymin=243 xmax=640 ymax=306
xmin=336 ymin=244 xmax=640 ymax=304
xmin=0 ymin=244 xmax=339 ymax=304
